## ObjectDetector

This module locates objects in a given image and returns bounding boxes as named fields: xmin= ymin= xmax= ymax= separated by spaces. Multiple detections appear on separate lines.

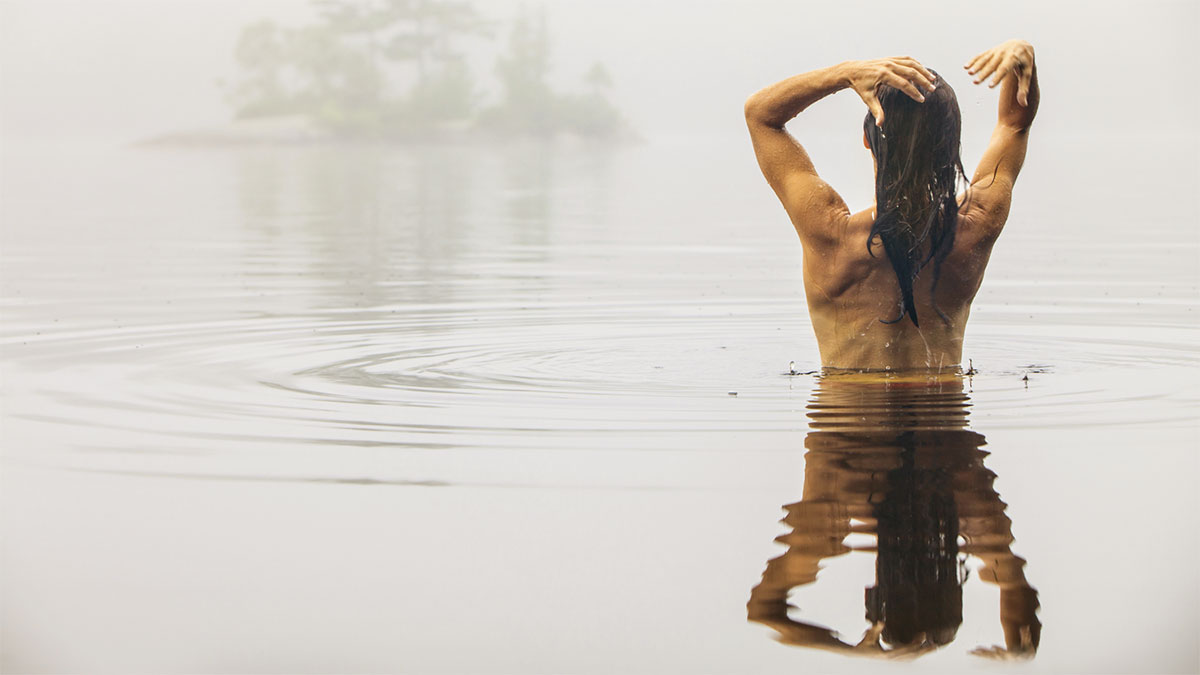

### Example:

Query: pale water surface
xmin=1 ymin=138 xmax=1198 ymax=673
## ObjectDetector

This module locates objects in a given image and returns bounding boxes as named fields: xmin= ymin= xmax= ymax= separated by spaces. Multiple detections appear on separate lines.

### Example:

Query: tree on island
xmin=225 ymin=0 xmax=632 ymax=141
xmin=477 ymin=7 xmax=628 ymax=139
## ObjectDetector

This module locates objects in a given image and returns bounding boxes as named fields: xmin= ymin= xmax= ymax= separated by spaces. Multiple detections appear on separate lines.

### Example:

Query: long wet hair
xmin=863 ymin=72 xmax=966 ymax=327
xmin=865 ymin=430 xmax=966 ymax=647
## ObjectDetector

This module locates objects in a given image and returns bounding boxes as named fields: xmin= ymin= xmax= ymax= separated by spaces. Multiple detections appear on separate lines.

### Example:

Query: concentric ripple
xmin=2 ymin=142 xmax=1197 ymax=487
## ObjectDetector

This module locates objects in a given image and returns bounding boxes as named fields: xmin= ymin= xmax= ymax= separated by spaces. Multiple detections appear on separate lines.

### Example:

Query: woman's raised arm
xmin=963 ymin=40 xmax=1039 ymax=214
xmin=744 ymin=59 xmax=935 ymax=243
xmin=745 ymin=58 xmax=937 ymax=131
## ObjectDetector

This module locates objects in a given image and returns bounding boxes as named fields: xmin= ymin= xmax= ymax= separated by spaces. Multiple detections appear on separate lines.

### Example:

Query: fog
xmin=4 ymin=2 xmax=1200 ymax=673
xmin=2 ymin=0 xmax=1195 ymax=146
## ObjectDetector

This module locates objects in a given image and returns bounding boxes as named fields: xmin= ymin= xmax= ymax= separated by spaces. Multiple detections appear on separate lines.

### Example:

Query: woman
xmin=744 ymin=39 xmax=1039 ymax=370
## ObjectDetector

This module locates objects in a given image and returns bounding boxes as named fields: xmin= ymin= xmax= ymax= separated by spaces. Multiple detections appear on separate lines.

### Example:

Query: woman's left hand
xmin=964 ymin=40 xmax=1036 ymax=106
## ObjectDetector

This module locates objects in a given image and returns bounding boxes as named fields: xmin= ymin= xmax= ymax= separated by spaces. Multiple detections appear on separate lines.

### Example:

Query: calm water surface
xmin=2 ymin=138 xmax=1197 ymax=673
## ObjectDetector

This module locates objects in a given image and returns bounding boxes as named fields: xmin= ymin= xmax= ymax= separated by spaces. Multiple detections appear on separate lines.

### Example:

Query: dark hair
xmin=865 ymin=430 xmax=965 ymax=647
xmin=863 ymin=72 xmax=966 ymax=327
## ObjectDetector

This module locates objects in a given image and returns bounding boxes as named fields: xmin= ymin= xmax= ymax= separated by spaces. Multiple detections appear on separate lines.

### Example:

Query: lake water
xmin=2 ymin=136 xmax=1197 ymax=673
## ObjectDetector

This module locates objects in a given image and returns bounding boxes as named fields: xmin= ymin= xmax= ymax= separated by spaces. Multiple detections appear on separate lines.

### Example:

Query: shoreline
xmin=136 ymin=114 xmax=642 ymax=149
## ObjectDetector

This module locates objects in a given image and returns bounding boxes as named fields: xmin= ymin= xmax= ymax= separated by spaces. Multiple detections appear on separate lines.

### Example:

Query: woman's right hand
xmin=842 ymin=58 xmax=937 ymax=128
xmin=965 ymin=40 xmax=1036 ymax=106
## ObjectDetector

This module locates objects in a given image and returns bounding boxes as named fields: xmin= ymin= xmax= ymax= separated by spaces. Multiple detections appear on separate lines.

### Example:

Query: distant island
xmin=144 ymin=0 xmax=637 ymax=146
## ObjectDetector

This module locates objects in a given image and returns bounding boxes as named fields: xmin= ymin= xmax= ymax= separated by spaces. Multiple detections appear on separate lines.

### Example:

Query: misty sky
xmin=1 ymin=0 xmax=1196 ymax=146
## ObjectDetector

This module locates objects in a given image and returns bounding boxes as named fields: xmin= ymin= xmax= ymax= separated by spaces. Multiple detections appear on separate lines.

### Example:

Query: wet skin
xmin=745 ymin=40 xmax=1039 ymax=370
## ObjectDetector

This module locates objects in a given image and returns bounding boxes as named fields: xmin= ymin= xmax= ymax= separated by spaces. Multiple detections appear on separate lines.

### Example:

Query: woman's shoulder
xmin=955 ymin=187 xmax=1012 ymax=245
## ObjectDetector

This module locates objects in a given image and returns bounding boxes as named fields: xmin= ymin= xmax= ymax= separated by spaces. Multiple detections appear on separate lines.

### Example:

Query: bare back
xmin=744 ymin=41 xmax=1038 ymax=371
xmin=800 ymin=198 xmax=1001 ymax=370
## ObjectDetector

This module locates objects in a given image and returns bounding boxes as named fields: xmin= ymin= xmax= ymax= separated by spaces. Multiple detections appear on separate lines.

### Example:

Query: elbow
xmin=743 ymin=93 xmax=762 ymax=125
xmin=743 ymin=91 xmax=778 ymax=128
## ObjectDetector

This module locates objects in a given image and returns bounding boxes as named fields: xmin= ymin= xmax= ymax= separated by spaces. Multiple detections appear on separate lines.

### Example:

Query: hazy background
xmin=2 ymin=2 xmax=1199 ymax=673
xmin=3 ymin=0 xmax=1196 ymax=147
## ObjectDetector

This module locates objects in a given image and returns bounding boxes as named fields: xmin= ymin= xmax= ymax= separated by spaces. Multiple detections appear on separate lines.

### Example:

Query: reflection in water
xmin=748 ymin=373 xmax=1041 ymax=659
xmin=3 ymin=137 xmax=1197 ymax=674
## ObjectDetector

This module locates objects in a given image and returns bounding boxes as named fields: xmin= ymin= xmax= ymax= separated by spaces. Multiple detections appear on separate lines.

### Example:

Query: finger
xmin=964 ymin=49 xmax=990 ymax=73
xmin=989 ymin=55 xmax=1014 ymax=87
xmin=908 ymin=60 xmax=938 ymax=88
xmin=895 ymin=56 xmax=936 ymax=83
xmin=969 ymin=56 xmax=993 ymax=82
xmin=863 ymin=91 xmax=884 ymax=127
xmin=973 ymin=52 xmax=1002 ymax=83
xmin=894 ymin=62 xmax=937 ymax=92
xmin=1017 ymin=67 xmax=1031 ymax=106
xmin=886 ymin=73 xmax=926 ymax=102
xmin=972 ymin=52 xmax=1003 ymax=84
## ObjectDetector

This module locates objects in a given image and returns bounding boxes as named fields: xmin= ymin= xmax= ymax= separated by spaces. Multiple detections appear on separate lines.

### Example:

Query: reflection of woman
xmin=744 ymin=40 xmax=1038 ymax=369
xmin=747 ymin=373 xmax=1040 ymax=658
